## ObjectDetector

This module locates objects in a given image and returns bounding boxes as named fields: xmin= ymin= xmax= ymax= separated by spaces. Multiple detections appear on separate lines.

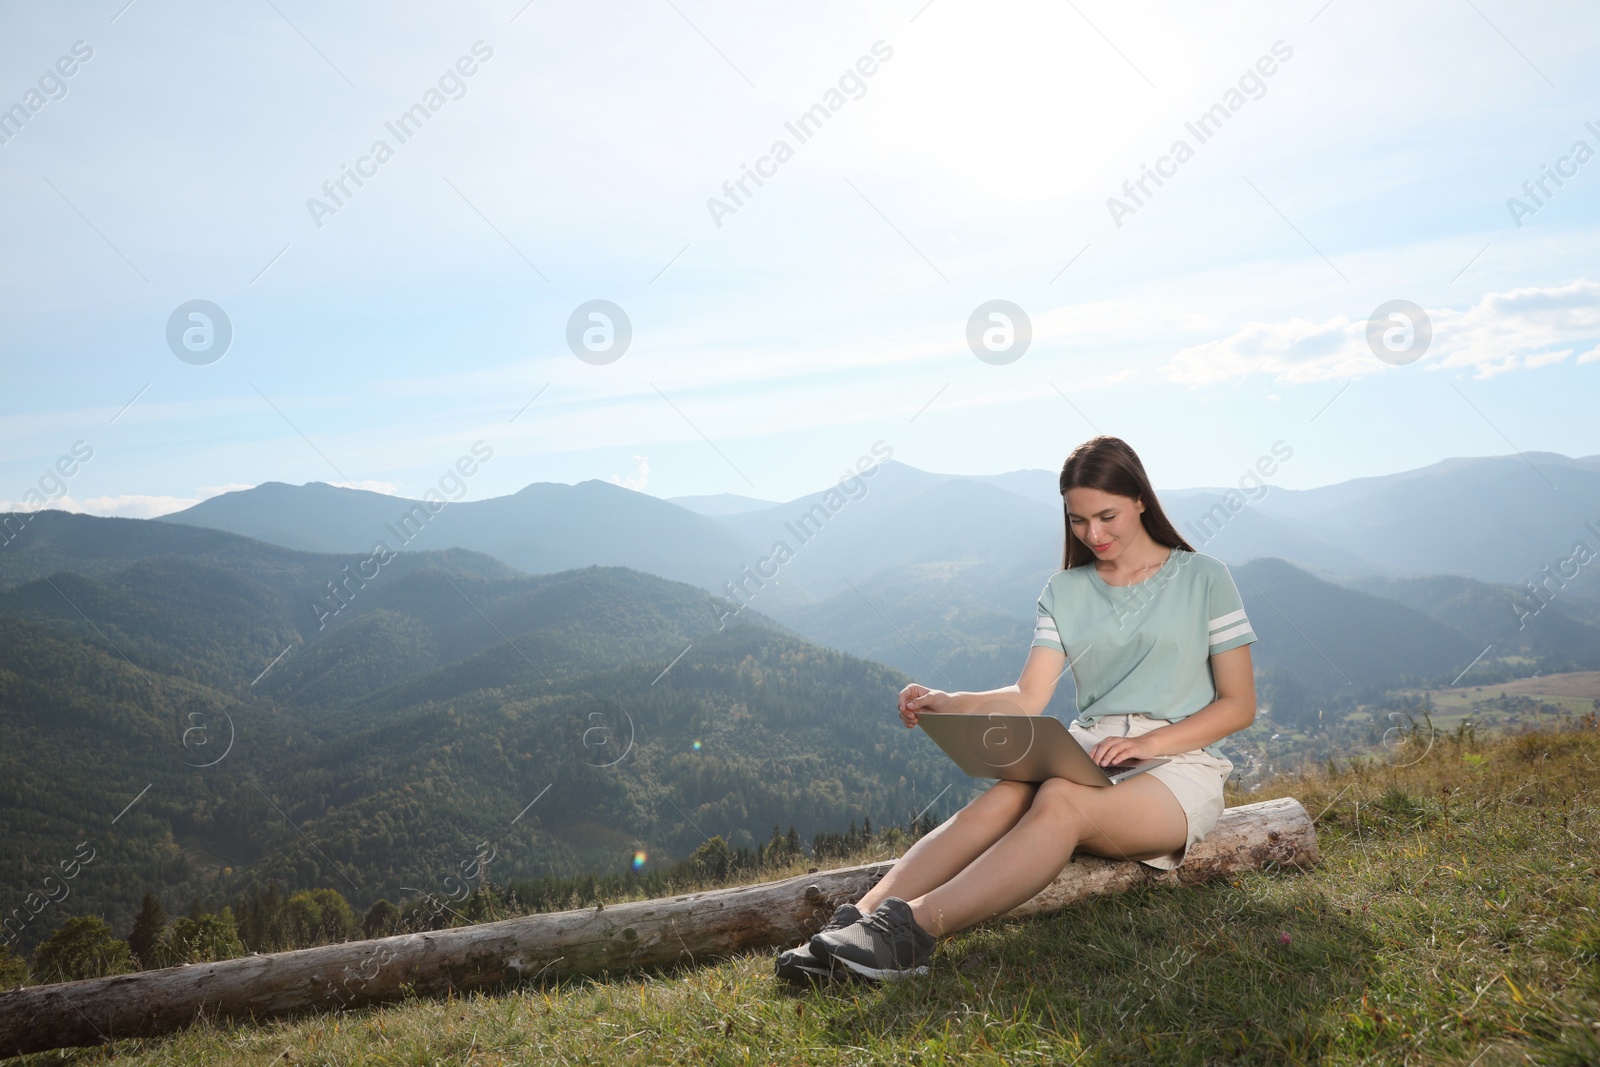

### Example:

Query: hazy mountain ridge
xmin=161 ymin=478 xmax=763 ymax=594
xmin=149 ymin=451 xmax=1600 ymax=604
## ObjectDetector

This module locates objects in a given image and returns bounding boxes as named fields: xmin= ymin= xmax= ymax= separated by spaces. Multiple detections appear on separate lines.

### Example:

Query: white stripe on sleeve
xmin=1208 ymin=608 xmax=1247 ymax=633
xmin=1209 ymin=620 xmax=1254 ymax=646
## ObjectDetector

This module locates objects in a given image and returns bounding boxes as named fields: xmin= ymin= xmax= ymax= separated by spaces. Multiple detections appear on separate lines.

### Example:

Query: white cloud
xmin=1161 ymin=279 xmax=1600 ymax=384
xmin=31 ymin=494 xmax=204 ymax=519
xmin=1433 ymin=279 xmax=1600 ymax=376
xmin=609 ymin=455 xmax=650 ymax=491
xmin=1162 ymin=315 xmax=1377 ymax=385
xmin=0 ymin=481 xmax=409 ymax=520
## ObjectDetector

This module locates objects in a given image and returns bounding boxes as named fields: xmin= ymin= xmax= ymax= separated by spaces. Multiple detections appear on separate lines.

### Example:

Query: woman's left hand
xmin=1090 ymin=734 xmax=1164 ymax=766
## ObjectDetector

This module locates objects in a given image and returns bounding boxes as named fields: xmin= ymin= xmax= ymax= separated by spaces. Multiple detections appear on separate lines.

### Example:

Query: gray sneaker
xmin=774 ymin=902 xmax=863 ymax=984
xmin=808 ymin=897 xmax=935 ymax=979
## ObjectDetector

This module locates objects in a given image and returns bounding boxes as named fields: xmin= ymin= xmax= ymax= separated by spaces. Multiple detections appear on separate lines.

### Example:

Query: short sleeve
xmin=1207 ymin=564 xmax=1257 ymax=654
xmin=1031 ymin=580 xmax=1064 ymax=653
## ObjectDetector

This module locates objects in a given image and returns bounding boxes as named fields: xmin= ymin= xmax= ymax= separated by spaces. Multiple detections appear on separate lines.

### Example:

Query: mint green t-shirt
xmin=1029 ymin=547 xmax=1257 ymax=759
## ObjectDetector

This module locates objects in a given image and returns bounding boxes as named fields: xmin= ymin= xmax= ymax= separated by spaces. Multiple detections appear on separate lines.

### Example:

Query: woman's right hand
xmin=899 ymin=684 xmax=953 ymax=728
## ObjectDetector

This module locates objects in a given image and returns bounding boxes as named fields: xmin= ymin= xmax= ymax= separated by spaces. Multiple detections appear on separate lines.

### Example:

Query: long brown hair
xmin=1058 ymin=435 xmax=1193 ymax=570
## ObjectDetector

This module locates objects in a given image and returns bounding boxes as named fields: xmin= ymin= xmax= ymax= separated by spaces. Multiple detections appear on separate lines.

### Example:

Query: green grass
xmin=15 ymin=717 xmax=1600 ymax=1066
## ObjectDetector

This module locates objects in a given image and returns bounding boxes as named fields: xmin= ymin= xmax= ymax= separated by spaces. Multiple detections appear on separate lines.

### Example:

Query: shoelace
xmin=861 ymin=906 xmax=926 ymax=967
xmin=859 ymin=907 xmax=906 ymax=943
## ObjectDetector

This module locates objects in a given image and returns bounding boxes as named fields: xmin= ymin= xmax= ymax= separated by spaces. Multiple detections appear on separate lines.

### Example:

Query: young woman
xmin=777 ymin=435 xmax=1259 ymax=982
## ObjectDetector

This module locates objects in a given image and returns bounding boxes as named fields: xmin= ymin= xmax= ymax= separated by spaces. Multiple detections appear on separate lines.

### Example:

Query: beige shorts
xmin=1067 ymin=712 xmax=1234 ymax=871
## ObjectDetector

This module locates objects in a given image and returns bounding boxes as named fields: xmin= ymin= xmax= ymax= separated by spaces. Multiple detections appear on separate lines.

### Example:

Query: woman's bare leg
xmin=904 ymin=774 xmax=1188 ymax=938
xmin=851 ymin=779 xmax=1039 ymax=915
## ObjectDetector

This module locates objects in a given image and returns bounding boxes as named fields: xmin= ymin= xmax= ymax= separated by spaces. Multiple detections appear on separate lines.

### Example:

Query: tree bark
xmin=0 ymin=796 xmax=1316 ymax=1057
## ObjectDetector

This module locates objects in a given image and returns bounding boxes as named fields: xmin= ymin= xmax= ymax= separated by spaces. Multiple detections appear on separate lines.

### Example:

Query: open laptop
xmin=917 ymin=711 xmax=1170 ymax=786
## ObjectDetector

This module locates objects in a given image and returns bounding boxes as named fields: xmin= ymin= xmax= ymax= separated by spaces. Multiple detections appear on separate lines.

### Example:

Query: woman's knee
xmin=961 ymin=779 xmax=1036 ymax=823
xmin=1031 ymin=777 xmax=1092 ymax=825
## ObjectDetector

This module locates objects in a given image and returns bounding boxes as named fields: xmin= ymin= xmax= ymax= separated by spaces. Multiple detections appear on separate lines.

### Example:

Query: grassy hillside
xmin=21 ymin=715 xmax=1597 ymax=1066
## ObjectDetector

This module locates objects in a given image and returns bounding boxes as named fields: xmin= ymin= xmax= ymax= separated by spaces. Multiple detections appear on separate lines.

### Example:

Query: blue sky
xmin=2 ymin=0 xmax=1598 ymax=517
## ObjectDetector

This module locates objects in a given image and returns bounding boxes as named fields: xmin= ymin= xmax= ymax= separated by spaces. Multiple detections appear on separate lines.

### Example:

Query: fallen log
xmin=0 ymin=795 xmax=1316 ymax=1057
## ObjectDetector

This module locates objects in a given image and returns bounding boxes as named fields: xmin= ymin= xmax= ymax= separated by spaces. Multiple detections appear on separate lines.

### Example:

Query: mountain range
xmin=0 ymin=514 xmax=955 ymax=956
xmin=156 ymin=451 xmax=1600 ymax=700
xmin=3 ymin=451 xmax=1598 ymax=955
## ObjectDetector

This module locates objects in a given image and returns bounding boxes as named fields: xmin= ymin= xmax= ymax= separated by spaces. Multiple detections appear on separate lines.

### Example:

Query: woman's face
xmin=1065 ymin=487 xmax=1145 ymax=560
